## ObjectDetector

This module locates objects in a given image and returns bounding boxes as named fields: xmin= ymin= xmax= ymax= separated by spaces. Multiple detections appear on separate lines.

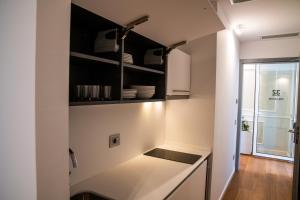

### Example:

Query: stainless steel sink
xmin=71 ymin=192 xmax=114 ymax=200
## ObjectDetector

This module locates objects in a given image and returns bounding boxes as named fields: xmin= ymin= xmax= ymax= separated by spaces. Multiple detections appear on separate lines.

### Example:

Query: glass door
xmin=253 ymin=62 xmax=299 ymax=160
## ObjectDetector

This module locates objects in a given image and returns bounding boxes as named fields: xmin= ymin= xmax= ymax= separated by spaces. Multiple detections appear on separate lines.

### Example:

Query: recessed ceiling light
xmin=234 ymin=24 xmax=247 ymax=35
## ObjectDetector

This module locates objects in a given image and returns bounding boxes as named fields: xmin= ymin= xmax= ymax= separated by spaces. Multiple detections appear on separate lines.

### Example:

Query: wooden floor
xmin=222 ymin=155 xmax=293 ymax=200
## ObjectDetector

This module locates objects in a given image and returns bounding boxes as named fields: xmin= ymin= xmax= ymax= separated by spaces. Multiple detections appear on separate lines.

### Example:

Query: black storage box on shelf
xmin=94 ymin=29 xmax=119 ymax=53
xmin=144 ymin=48 xmax=164 ymax=65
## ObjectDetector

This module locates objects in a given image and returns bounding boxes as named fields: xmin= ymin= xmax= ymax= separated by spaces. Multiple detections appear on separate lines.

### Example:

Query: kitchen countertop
xmin=70 ymin=143 xmax=211 ymax=200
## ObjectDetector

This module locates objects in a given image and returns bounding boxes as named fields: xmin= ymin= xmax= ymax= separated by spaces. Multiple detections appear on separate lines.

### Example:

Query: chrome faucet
xmin=69 ymin=148 xmax=78 ymax=175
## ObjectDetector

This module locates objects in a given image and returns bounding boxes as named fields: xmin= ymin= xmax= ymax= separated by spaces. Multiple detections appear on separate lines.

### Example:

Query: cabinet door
xmin=167 ymin=160 xmax=207 ymax=200
xmin=167 ymin=49 xmax=191 ymax=96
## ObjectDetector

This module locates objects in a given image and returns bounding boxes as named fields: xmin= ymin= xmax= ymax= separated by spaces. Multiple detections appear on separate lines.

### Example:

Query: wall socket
xmin=109 ymin=133 xmax=120 ymax=148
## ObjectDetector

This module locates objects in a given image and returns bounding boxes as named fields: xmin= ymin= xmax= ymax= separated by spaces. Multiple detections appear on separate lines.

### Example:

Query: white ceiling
xmin=72 ymin=0 xmax=224 ymax=46
xmin=219 ymin=0 xmax=300 ymax=41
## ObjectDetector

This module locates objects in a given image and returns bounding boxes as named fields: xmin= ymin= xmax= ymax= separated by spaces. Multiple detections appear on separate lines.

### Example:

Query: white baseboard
xmin=218 ymin=169 xmax=235 ymax=200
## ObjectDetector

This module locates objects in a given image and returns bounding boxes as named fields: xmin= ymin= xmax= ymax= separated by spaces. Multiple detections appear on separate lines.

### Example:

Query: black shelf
xmin=70 ymin=98 xmax=165 ymax=106
xmin=70 ymin=52 xmax=120 ymax=66
xmin=70 ymin=52 xmax=164 ymax=74
xmin=123 ymin=63 xmax=165 ymax=74
xmin=70 ymin=100 xmax=121 ymax=106
xmin=69 ymin=4 xmax=166 ymax=106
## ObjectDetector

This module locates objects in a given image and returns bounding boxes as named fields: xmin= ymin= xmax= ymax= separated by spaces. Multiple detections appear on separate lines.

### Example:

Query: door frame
xmin=235 ymin=57 xmax=299 ymax=170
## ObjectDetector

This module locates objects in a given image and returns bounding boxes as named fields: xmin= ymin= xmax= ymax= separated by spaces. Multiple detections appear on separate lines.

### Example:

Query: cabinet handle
xmin=172 ymin=90 xmax=190 ymax=92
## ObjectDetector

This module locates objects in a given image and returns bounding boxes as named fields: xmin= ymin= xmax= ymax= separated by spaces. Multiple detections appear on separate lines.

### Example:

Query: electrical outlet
xmin=109 ymin=133 xmax=120 ymax=148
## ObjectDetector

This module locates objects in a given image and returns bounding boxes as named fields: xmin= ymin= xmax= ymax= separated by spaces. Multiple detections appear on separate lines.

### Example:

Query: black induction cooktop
xmin=144 ymin=148 xmax=202 ymax=164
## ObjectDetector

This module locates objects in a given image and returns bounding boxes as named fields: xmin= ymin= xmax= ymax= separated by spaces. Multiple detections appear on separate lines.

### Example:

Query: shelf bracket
xmin=165 ymin=40 xmax=187 ymax=55
xmin=120 ymin=15 xmax=149 ymax=40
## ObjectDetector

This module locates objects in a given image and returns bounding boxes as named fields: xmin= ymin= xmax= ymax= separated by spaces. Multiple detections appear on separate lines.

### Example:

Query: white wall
xmin=211 ymin=29 xmax=240 ymax=200
xmin=241 ymin=37 xmax=300 ymax=59
xmin=69 ymin=1 xmax=219 ymax=187
xmin=70 ymin=102 xmax=165 ymax=185
xmin=69 ymin=31 xmax=218 ymax=188
xmin=165 ymin=33 xmax=217 ymax=149
xmin=0 ymin=1 xmax=37 ymax=200
xmin=35 ymin=1 xmax=70 ymax=199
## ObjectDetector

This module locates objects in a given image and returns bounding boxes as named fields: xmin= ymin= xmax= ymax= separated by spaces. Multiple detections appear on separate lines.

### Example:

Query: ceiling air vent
xmin=261 ymin=32 xmax=300 ymax=40
xmin=231 ymin=0 xmax=254 ymax=4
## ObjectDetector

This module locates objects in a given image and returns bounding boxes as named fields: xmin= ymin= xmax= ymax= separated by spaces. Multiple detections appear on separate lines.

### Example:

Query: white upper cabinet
xmin=167 ymin=49 xmax=191 ymax=96
xmin=72 ymin=0 xmax=224 ymax=46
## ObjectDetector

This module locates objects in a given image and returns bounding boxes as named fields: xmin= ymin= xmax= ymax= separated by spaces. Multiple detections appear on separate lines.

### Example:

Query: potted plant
xmin=240 ymin=119 xmax=252 ymax=154
xmin=242 ymin=120 xmax=250 ymax=132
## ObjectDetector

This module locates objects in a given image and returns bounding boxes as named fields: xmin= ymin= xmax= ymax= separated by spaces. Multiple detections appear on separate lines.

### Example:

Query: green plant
xmin=242 ymin=120 xmax=250 ymax=132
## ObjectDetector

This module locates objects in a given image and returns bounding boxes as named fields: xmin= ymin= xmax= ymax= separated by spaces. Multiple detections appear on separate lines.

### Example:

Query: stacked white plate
xmin=123 ymin=89 xmax=137 ymax=99
xmin=123 ymin=53 xmax=133 ymax=64
xmin=130 ymin=85 xmax=155 ymax=99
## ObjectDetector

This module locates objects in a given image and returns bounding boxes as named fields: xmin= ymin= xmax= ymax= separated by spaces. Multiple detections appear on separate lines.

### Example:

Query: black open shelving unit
xmin=69 ymin=4 xmax=167 ymax=106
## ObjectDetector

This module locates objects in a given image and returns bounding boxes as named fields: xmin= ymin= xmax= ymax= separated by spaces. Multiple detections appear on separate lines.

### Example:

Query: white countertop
xmin=70 ymin=143 xmax=211 ymax=200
